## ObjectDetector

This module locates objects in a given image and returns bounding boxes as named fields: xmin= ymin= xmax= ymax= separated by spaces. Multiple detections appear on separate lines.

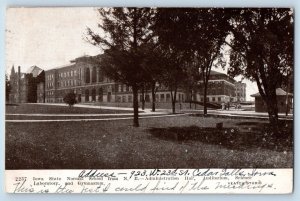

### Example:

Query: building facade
xmin=235 ymin=81 xmax=246 ymax=102
xmin=196 ymin=70 xmax=238 ymax=103
xmin=9 ymin=65 xmax=44 ymax=103
xmin=44 ymin=55 xmax=248 ymax=106
xmin=251 ymin=88 xmax=293 ymax=113
xmin=44 ymin=56 xmax=187 ymax=104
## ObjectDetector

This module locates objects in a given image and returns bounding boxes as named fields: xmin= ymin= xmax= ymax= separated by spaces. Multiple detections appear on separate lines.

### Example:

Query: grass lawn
xmin=6 ymin=115 xmax=293 ymax=169
xmin=6 ymin=103 xmax=133 ymax=114
xmin=6 ymin=115 xmax=132 ymax=120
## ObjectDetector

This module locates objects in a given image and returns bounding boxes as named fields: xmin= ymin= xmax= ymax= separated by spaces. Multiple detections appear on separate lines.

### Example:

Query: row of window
xmin=46 ymin=69 xmax=83 ymax=81
xmin=47 ymin=80 xmax=84 ymax=89
xmin=58 ymin=69 xmax=80 ymax=78
xmin=46 ymin=92 xmax=186 ymax=103
xmin=46 ymin=91 xmax=54 ymax=96
xmin=116 ymin=95 xmax=132 ymax=103
xmin=47 ymin=82 xmax=54 ymax=88
xmin=117 ymin=84 xmax=132 ymax=93
xmin=46 ymin=99 xmax=55 ymax=103
xmin=81 ymin=92 xmax=185 ymax=103
xmin=58 ymin=80 xmax=81 ymax=88
xmin=46 ymin=74 xmax=54 ymax=81
xmin=200 ymin=97 xmax=222 ymax=102
xmin=56 ymin=98 xmax=64 ymax=103
xmin=139 ymin=93 xmax=185 ymax=102
xmin=199 ymin=96 xmax=237 ymax=102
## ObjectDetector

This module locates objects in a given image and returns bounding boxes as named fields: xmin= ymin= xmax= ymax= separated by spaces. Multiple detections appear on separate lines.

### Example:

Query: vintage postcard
xmin=5 ymin=7 xmax=294 ymax=194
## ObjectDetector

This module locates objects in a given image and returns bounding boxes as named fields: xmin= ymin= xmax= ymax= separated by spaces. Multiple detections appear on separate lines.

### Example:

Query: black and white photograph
xmin=5 ymin=7 xmax=294 ymax=193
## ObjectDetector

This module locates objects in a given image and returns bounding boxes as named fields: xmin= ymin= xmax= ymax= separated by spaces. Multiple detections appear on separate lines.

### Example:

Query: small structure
xmin=235 ymin=81 xmax=246 ymax=102
xmin=250 ymin=88 xmax=293 ymax=113
xmin=9 ymin=65 xmax=44 ymax=103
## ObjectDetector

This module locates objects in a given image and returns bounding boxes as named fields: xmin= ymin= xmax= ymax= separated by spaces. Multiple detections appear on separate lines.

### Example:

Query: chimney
xmin=18 ymin=66 xmax=21 ymax=76
xmin=11 ymin=65 xmax=15 ymax=75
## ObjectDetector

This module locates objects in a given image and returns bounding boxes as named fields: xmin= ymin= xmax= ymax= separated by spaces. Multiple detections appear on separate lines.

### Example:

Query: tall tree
xmin=227 ymin=8 xmax=294 ymax=132
xmin=86 ymin=8 xmax=155 ymax=127
xmin=159 ymin=47 xmax=187 ymax=114
xmin=182 ymin=61 xmax=202 ymax=109
xmin=140 ymin=41 xmax=165 ymax=112
xmin=154 ymin=8 xmax=229 ymax=115
xmin=185 ymin=9 xmax=229 ymax=115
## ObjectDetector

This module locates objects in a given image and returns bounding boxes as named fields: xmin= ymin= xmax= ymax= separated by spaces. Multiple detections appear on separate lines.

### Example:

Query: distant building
xmin=44 ymin=55 xmax=187 ymax=104
xmin=197 ymin=70 xmax=237 ymax=103
xmin=9 ymin=65 xmax=44 ymax=103
xmin=44 ymin=55 xmax=247 ymax=106
xmin=235 ymin=81 xmax=246 ymax=102
xmin=250 ymin=88 xmax=293 ymax=113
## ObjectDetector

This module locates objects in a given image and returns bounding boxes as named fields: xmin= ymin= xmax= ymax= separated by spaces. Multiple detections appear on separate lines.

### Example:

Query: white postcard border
xmin=5 ymin=168 xmax=293 ymax=194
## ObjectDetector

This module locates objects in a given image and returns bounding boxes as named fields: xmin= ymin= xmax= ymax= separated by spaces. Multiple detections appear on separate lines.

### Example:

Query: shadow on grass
xmin=6 ymin=103 xmax=19 ymax=106
xmin=5 ymin=103 xmax=132 ymax=114
xmin=148 ymin=121 xmax=293 ymax=152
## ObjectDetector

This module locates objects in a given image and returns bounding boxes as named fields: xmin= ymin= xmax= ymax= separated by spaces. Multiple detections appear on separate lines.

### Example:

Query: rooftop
xmin=49 ymin=63 xmax=76 ymax=70
xmin=251 ymin=88 xmax=293 ymax=97
xmin=46 ymin=55 xmax=98 ymax=71
xmin=26 ymin=66 xmax=43 ymax=77
xmin=210 ymin=70 xmax=226 ymax=75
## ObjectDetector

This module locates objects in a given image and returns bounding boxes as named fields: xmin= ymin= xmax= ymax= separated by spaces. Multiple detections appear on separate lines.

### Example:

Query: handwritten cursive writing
xmin=78 ymin=170 xmax=116 ymax=179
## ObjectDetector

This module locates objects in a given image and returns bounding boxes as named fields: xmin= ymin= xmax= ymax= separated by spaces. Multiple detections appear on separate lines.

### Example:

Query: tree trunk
xmin=141 ymin=84 xmax=145 ymax=110
xmin=189 ymin=90 xmax=193 ymax=109
xmin=254 ymin=74 xmax=280 ymax=135
xmin=266 ymin=97 xmax=279 ymax=135
xmin=203 ymin=82 xmax=208 ymax=115
xmin=285 ymin=75 xmax=290 ymax=116
xmin=172 ymin=100 xmax=176 ymax=114
xmin=132 ymin=9 xmax=139 ymax=126
xmin=132 ymin=85 xmax=139 ymax=127
xmin=171 ymin=88 xmax=177 ymax=114
xmin=189 ymin=90 xmax=192 ymax=109
xmin=151 ymin=82 xmax=156 ymax=112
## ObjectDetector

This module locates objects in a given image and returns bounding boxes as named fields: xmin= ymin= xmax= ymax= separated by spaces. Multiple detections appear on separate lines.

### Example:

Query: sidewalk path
xmin=30 ymin=103 xmax=169 ymax=114
xmin=6 ymin=113 xmax=188 ymax=123
xmin=9 ymin=103 xmax=293 ymax=120
xmin=183 ymin=108 xmax=293 ymax=120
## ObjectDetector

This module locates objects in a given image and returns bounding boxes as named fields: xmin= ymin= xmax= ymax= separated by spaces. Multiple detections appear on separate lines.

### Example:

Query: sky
xmin=6 ymin=7 xmax=101 ymax=71
xmin=5 ymin=7 xmax=257 ymax=101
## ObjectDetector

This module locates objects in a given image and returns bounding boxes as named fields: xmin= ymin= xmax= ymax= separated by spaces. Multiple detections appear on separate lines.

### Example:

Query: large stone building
xmin=44 ymin=55 xmax=187 ymax=104
xmin=9 ymin=56 xmax=247 ymax=106
xmin=197 ymin=70 xmax=241 ymax=103
xmin=43 ymin=55 xmax=247 ymax=106
xmin=9 ymin=65 xmax=44 ymax=103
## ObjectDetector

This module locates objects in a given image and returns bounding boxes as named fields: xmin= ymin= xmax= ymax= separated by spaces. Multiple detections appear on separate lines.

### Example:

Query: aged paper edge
xmin=6 ymin=169 xmax=293 ymax=194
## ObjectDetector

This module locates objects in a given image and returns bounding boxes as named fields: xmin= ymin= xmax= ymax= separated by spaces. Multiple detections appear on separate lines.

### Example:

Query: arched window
xmin=98 ymin=68 xmax=104 ymax=82
xmin=98 ymin=87 xmax=103 ymax=102
xmin=85 ymin=89 xmax=89 ymax=102
xmin=91 ymin=88 xmax=96 ymax=101
xmin=92 ymin=66 xmax=96 ymax=83
xmin=85 ymin=68 xmax=90 ymax=83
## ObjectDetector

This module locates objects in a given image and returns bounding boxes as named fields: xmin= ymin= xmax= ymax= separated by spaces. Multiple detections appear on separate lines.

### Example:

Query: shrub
xmin=63 ymin=92 xmax=77 ymax=107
